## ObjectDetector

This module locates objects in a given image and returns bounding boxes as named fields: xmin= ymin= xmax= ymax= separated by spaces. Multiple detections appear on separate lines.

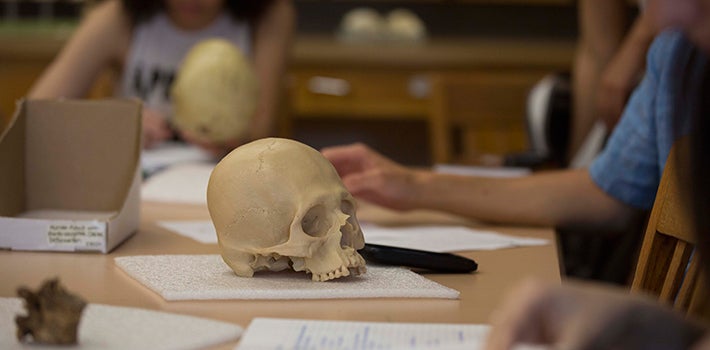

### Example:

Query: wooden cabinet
xmin=0 ymin=29 xmax=575 ymax=165
xmin=0 ymin=30 xmax=113 ymax=125
xmin=289 ymin=68 xmax=430 ymax=120
xmin=289 ymin=36 xmax=575 ymax=164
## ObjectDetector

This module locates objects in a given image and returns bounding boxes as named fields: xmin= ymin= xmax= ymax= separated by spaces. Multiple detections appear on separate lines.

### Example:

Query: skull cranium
xmin=207 ymin=138 xmax=366 ymax=281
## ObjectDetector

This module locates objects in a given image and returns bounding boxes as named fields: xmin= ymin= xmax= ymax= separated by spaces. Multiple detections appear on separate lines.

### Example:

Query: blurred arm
xmin=28 ymin=0 xmax=129 ymax=98
xmin=413 ymin=168 xmax=638 ymax=231
xmin=249 ymin=0 xmax=295 ymax=140
xmin=596 ymin=10 xmax=657 ymax=128
xmin=323 ymin=143 xmax=639 ymax=232
xmin=571 ymin=0 xmax=629 ymax=157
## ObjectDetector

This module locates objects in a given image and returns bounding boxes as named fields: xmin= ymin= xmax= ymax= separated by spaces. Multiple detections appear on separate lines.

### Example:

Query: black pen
xmin=359 ymin=243 xmax=478 ymax=273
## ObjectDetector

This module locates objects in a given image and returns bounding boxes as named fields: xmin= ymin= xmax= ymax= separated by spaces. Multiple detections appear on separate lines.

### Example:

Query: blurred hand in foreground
xmin=485 ymin=279 xmax=706 ymax=350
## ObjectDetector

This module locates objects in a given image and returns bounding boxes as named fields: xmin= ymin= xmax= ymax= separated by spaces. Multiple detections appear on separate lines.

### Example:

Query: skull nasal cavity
xmin=301 ymin=205 xmax=329 ymax=236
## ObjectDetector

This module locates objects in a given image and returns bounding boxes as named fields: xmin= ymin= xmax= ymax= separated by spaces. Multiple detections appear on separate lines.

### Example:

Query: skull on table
xmin=207 ymin=138 xmax=366 ymax=281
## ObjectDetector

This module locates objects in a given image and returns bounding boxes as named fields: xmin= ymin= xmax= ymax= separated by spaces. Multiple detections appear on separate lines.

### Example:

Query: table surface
xmin=0 ymin=201 xmax=560 ymax=348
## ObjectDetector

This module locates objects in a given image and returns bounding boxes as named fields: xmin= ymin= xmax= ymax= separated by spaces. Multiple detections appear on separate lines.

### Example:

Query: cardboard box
xmin=0 ymin=99 xmax=142 ymax=253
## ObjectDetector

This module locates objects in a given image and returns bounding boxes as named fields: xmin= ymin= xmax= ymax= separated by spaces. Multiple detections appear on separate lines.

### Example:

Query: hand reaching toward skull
xmin=321 ymin=143 xmax=426 ymax=211
xmin=207 ymin=138 xmax=367 ymax=281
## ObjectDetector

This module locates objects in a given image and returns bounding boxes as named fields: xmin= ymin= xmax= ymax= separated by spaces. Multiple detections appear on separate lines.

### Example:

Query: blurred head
xmin=648 ymin=0 xmax=710 ymax=52
xmin=121 ymin=0 xmax=274 ymax=27
xmin=164 ymin=0 xmax=224 ymax=30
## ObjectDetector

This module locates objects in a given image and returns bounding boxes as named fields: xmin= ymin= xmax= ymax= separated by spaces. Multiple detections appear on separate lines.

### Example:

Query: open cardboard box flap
xmin=0 ymin=99 xmax=142 ymax=253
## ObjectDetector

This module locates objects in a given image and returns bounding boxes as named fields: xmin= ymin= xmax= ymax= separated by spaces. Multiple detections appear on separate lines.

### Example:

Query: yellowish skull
xmin=207 ymin=138 xmax=366 ymax=281
xmin=171 ymin=38 xmax=258 ymax=143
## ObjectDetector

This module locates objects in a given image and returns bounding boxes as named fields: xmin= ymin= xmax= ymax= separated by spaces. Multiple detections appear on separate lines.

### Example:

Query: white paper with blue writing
xmin=236 ymin=318 xmax=547 ymax=350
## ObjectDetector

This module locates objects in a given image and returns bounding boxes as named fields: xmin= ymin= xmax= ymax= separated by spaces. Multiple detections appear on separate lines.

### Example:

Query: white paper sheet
xmin=433 ymin=164 xmax=531 ymax=178
xmin=158 ymin=220 xmax=217 ymax=244
xmin=141 ymin=141 xmax=214 ymax=176
xmin=236 ymin=318 xmax=547 ymax=350
xmin=360 ymin=223 xmax=549 ymax=252
xmin=1 ymin=297 xmax=241 ymax=350
xmin=157 ymin=221 xmax=548 ymax=252
xmin=142 ymin=163 xmax=215 ymax=204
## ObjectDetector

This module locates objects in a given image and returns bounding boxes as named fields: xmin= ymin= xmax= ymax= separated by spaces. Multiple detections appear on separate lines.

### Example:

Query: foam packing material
xmin=0 ymin=297 xmax=241 ymax=349
xmin=115 ymin=255 xmax=460 ymax=300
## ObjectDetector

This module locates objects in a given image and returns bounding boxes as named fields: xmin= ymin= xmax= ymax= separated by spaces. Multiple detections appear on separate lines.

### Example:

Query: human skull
xmin=171 ymin=38 xmax=258 ymax=143
xmin=207 ymin=138 xmax=366 ymax=281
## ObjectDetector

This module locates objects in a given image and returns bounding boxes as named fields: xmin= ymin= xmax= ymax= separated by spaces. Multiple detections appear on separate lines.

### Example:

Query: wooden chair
xmin=427 ymin=71 xmax=546 ymax=165
xmin=631 ymin=139 xmax=708 ymax=317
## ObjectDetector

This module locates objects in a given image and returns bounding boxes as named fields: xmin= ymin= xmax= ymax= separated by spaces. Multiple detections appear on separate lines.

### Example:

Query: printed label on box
xmin=46 ymin=222 xmax=106 ymax=250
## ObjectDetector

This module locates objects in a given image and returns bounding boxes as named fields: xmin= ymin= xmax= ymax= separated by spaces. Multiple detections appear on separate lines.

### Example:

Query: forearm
xmin=571 ymin=47 xmax=603 ymax=156
xmin=613 ymin=13 xmax=657 ymax=75
xmin=410 ymin=169 xmax=638 ymax=230
xmin=579 ymin=0 xmax=629 ymax=64
xmin=571 ymin=0 xmax=629 ymax=153
xmin=250 ymin=0 xmax=295 ymax=139
xmin=28 ymin=0 xmax=128 ymax=99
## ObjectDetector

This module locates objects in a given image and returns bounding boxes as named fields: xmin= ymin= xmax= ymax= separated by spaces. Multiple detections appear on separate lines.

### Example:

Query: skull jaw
xmin=291 ymin=245 xmax=367 ymax=282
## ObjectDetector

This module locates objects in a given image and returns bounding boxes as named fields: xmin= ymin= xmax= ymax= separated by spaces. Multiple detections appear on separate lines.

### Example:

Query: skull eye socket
xmin=340 ymin=199 xmax=355 ymax=216
xmin=301 ymin=205 xmax=329 ymax=237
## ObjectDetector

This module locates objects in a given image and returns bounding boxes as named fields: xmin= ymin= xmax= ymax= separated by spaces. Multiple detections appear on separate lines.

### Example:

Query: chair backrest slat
xmin=660 ymin=240 xmax=692 ymax=302
xmin=675 ymin=254 xmax=701 ymax=311
xmin=631 ymin=138 xmax=706 ymax=319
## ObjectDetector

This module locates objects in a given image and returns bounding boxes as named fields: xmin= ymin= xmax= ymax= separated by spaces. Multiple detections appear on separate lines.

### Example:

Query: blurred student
xmin=485 ymin=1 xmax=710 ymax=344
xmin=322 ymin=0 xmax=704 ymax=279
xmin=28 ymin=0 xmax=294 ymax=153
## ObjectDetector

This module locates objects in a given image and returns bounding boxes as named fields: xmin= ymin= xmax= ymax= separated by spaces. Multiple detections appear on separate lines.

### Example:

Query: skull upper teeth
xmin=313 ymin=261 xmax=367 ymax=282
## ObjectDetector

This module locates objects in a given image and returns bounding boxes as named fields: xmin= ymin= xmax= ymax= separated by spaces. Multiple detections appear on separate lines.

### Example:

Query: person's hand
xmin=321 ymin=143 xmax=425 ymax=210
xmin=142 ymin=109 xmax=173 ymax=149
xmin=179 ymin=130 xmax=246 ymax=158
xmin=485 ymin=279 xmax=705 ymax=350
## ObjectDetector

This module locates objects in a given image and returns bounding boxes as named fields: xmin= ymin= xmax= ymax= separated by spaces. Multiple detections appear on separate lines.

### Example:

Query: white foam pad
xmin=115 ymin=255 xmax=460 ymax=300
xmin=0 ymin=297 xmax=241 ymax=349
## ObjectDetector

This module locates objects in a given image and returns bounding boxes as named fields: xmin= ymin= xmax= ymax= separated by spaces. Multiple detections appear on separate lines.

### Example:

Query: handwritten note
xmin=237 ymin=318 xmax=548 ymax=350
xmin=236 ymin=318 xmax=490 ymax=350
